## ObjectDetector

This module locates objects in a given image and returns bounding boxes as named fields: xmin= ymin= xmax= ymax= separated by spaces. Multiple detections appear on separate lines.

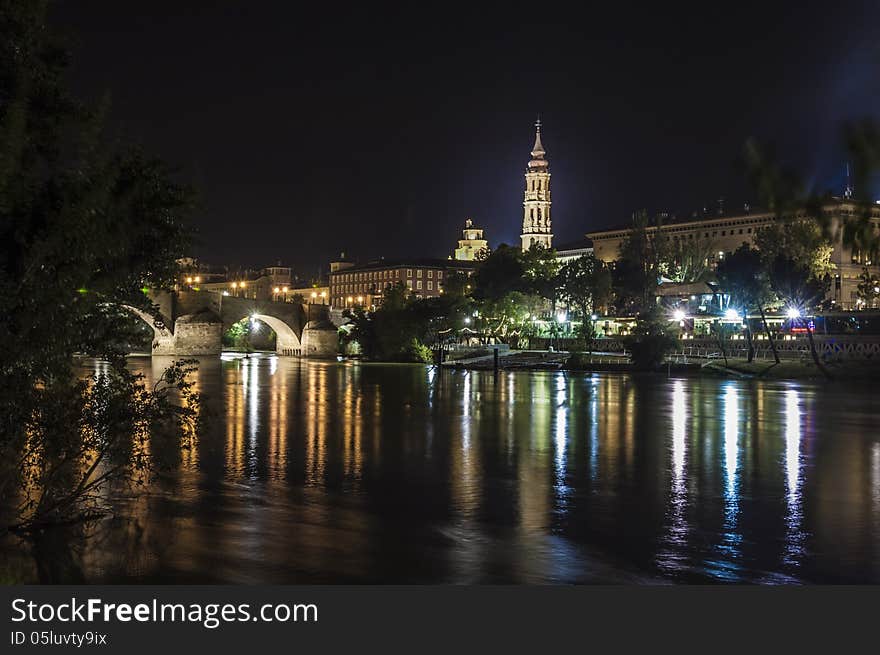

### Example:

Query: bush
xmin=404 ymin=338 xmax=433 ymax=364
xmin=624 ymin=315 xmax=677 ymax=370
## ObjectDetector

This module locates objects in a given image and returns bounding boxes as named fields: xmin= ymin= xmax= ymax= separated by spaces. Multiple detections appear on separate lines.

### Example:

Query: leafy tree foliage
xmin=754 ymin=219 xmax=835 ymax=280
xmin=558 ymin=254 xmax=611 ymax=334
xmin=0 ymin=2 xmax=199 ymax=535
xmin=856 ymin=267 xmax=880 ymax=308
xmin=342 ymin=283 xmax=434 ymax=361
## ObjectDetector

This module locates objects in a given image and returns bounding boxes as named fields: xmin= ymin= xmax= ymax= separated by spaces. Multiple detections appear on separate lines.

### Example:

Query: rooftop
xmin=331 ymin=257 xmax=478 ymax=273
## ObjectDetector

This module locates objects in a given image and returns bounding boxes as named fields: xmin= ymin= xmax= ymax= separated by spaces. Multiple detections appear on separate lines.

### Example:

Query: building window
xmin=438 ymin=272 xmax=443 ymax=279
xmin=417 ymin=269 xmax=423 ymax=278
xmin=417 ymin=280 xmax=422 ymax=290
xmin=407 ymin=269 xmax=413 ymax=277
xmin=427 ymin=270 xmax=433 ymax=278
xmin=407 ymin=280 xmax=413 ymax=289
xmin=427 ymin=281 xmax=433 ymax=290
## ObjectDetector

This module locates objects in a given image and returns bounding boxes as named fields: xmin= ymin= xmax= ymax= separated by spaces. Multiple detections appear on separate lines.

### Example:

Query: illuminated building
xmin=453 ymin=218 xmax=489 ymax=261
xmin=328 ymin=258 xmax=476 ymax=309
xmin=586 ymin=198 xmax=880 ymax=309
xmin=521 ymin=119 xmax=553 ymax=251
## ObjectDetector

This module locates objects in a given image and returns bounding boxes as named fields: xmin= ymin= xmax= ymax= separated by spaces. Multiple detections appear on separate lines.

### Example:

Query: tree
xmin=521 ymin=243 xmax=560 ymax=304
xmin=614 ymin=210 xmax=664 ymax=313
xmin=769 ymin=255 xmax=830 ymax=376
xmin=470 ymin=244 xmax=528 ymax=301
xmin=754 ymin=219 xmax=835 ymax=280
xmin=856 ymin=267 xmax=880 ymax=309
xmin=341 ymin=282 xmax=433 ymax=361
xmin=624 ymin=309 xmax=678 ymax=371
xmin=663 ymin=237 xmax=716 ymax=283
xmin=558 ymin=254 xmax=611 ymax=342
xmin=744 ymin=128 xmax=880 ymax=277
xmin=716 ymin=245 xmax=777 ymax=363
xmin=0 ymin=2 xmax=199 ymax=539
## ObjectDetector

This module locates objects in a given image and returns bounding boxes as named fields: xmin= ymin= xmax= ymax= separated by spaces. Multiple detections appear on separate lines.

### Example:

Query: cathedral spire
xmin=528 ymin=117 xmax=548 ymax=170
xmin=521 ymin=119 xmax=552 ymax=250
xmin=532 ymin=117 xmax=545 ymax=156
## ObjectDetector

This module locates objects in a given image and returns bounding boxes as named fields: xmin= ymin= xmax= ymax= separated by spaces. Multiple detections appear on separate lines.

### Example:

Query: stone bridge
xmin=126 ymin=290 xmax=337 ymax=357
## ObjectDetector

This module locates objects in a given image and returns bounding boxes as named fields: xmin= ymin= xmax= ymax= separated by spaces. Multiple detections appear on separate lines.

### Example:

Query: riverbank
xmin=441 ymin=349 xmax=880 ymax=379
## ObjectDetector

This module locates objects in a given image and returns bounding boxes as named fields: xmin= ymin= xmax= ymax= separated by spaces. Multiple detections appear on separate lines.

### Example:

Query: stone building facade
xmin=585 ymin=199 xmax=880 ymax=309
xmin=329 ymin=258 xmax=476 ymax=309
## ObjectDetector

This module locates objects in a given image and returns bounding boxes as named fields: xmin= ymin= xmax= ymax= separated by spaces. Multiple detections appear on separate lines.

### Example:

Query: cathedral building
xmin=521 ymin=119 xmax=553 ymax=250
xmin=453 ymin=218 xmax=489 ymax=260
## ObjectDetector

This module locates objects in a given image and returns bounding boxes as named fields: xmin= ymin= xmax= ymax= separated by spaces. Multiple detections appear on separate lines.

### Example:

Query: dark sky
xmin=51 ymin=1 xmax=880 ymax=279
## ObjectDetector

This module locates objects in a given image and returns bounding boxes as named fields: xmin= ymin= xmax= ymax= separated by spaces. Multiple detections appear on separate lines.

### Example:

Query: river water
xmin=4 ymin=354 xmax=880 ymax=583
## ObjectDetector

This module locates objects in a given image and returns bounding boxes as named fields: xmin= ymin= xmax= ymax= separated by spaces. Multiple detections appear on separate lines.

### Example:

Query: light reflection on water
xmin=6 ymin=356 xmax=880 ymax=584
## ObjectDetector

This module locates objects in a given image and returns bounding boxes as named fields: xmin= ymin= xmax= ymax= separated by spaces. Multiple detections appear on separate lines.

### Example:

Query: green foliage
xmin=856 ymin=267 xmax=880 ymax=308
xmin=341 ymin=282 xmax=434 ymax=361
xmin=745 ymin=129 xmax=880 ymax=260
xmin=405 ymin=338 xmax=433 ymax=364
xmin=0 ymin=2 xmax=199 ymax=533
xmin=768 ymin=255 xmax=829 ymax=313
xmin=223 ymin=318 xmax=250 ymax=349
xmin=558 ymin=253 xmax=611 ymax=322
xmin=716 ymin=244 xmax=774 ymax=314
xmin=754 ymin=219 xmax=835 ymax=280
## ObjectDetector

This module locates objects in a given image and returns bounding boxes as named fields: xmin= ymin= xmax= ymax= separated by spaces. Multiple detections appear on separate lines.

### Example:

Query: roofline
xmin=585 ymin=199 xmax=879 ymax=239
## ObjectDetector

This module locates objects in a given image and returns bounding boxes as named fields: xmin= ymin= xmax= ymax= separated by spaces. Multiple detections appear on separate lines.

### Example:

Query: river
xmin=3 ymin=354 xmax=880 ymax=583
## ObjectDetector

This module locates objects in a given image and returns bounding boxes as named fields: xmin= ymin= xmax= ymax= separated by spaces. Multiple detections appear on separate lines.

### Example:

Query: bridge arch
xmin=246 ymin=313 xmax=302 ymax=356
xmin=121 ymin=305 xmax=175 ymax=354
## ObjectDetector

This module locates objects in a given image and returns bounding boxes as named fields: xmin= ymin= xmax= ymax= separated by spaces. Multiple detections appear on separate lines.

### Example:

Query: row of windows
xmin=331 ymin=280 xmax=443 ymax=294
xmin=670 ymin=226 xmax=755 ymax=241
xmin=333 ymin=268 xmax=445 ymax=282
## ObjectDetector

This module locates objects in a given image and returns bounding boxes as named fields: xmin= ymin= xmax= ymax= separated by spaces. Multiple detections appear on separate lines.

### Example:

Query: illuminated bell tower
xmin=521 ymin=119 xmax=552 ymax=250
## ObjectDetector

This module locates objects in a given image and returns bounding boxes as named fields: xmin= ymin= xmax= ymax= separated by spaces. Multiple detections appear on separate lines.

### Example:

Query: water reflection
xmin=5 ymin=357 xmax=880 ymax=584
xmin=780 ymin=388 xmax=805 ymax=567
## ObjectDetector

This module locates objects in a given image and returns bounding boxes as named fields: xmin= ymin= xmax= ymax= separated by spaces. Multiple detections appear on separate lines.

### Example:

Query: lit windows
xmin=417 ymin=269 xmax=423 ymax=278
xmin=417 ymin=281 xmax=422 ymax=290
xmin=427 ymin=281 xmax=433 ymax=290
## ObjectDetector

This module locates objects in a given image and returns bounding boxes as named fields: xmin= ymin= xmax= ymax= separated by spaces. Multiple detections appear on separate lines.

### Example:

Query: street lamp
xmin=786 ymin=307 xmax=801 ymax=319
xmin=311 ymin=292 xmax=318 ymax=302
xmin=320 ymin=291 xmax=326 ymax=304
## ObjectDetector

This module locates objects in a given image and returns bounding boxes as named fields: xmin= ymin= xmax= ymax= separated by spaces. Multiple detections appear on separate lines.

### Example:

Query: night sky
xmin=51 ymin=2 xmax=880 ymax=279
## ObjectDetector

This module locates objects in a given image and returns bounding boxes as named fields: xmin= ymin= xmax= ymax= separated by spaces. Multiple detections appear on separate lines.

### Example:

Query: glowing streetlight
xmin=556 ymin=312 xmax=567 ymax=324
xmin=786 ymin=307 xmax=801 ymax=319
xmin=311 ymin=292 xmax=318 ymax=300
xmin=186 ymin=276 xmax=193 ymax=284
xmin=464 ymin=317 xmax=471 ymax=325
xmin=240 ymin=281 xmax=246 ymax=288
xmin=231 ymin=282 xmax=238 ymax=289
xmin=672 ymin=309 xmax=686 ymax=322
xmin=724 ymin=308 xmax=741 ymax=320
xmin=274 ymin=286 xmax=281 ymax=294
xmin=194 ymin=276 xmax=201 ymax=283
xmin=282 ymin=286 xmax=289 ymax=293
xmin=357 ymin=296 xmax=363 ymax=304
xmin=591 ymin=314 xmax=598 ymax=321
